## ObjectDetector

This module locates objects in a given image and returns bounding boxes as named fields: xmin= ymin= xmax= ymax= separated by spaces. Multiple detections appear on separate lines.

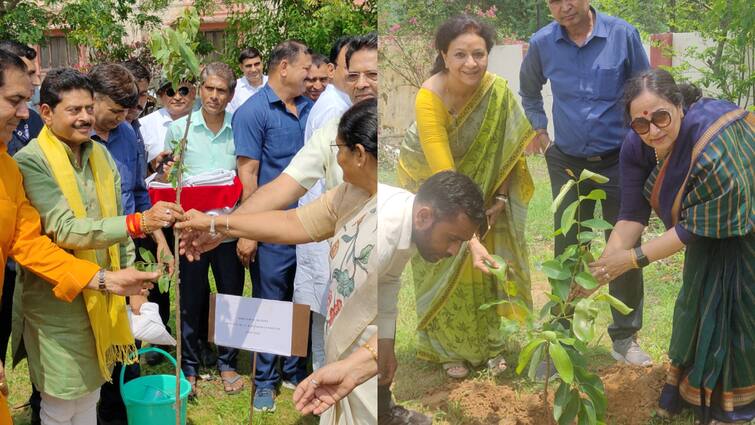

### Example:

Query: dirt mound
xmin=428 ymin=364 xmax=667 ymax=425
xmin=601 ymin=364 xmax=667 ymax=425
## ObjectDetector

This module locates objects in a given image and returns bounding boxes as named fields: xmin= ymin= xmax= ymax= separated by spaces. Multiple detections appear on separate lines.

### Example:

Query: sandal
xmin=186 ymin=375 xmax=198 ymax=399
xmin=221 ymin=371 xmax=244 ymax=395
xmin=442 ymin=362 xmax=469 ymax=379
xmin=487 ymin=354 xmax=508 ymax=376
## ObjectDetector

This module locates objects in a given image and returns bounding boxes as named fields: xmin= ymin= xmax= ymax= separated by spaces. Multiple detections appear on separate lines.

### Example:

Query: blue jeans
xmin=250 ymin=243 xmax=308 ymax=390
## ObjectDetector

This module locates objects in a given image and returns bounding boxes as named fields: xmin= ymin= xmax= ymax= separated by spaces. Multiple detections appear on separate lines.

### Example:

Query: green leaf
xmin=158 ymin=274 xmax=171 ymax=293
xmin=550 ymin=278 xmax=571 ymax=302
xmin=541 ymin=330 xmax=558 ymax=343
xmin=579 ymin=189 xmax=607 ymax=201
xmin=549 ymin=342 xmax=574 ymax=384
xmin=479 ymin=299 xmax=507 ymax=310
xmin=594 ymin=293 xmax=634 ymax=315
xmin=527 ymin=344 xmax=544 ymax=381
xmin=486 ymin=254 xmax=508 ymax=282
xmin=516 ymin=338 xmax=546 ymax=375
xmin=582 ymin=398 xmax=598 ymax=424
xmin=575 ymin=271 xmax=599 ymax=290
xmin=139 ymin=247 xmax=156 ymax=264
xmin=573 ymin=298 xmax=597 ymax=342
xmin=557 ymin=389 xmax=581 ymax=425
xmin=177 ymin=39 xmax=200 ymax=77
xmin=577 ymin=231 xmax=601 ymax=243
xmin=542 ymin=260 xmax=570 ymax=280
xmin=560 ymin=200 xmax=579 ymax=235
xmin=539 ymin=300 xmax=558 ymax=319
xmin=553 ymin=381 xmax=570 ymax=421
xmin=581 ymin=382 xmax=607 ymax=417
xmin=581 ymin=218 xmax=613 ymax=231
xmin=551 ymin=179 xmax=575 ymax=213
xmin=578 ymin=169 xmax=609 ymax=184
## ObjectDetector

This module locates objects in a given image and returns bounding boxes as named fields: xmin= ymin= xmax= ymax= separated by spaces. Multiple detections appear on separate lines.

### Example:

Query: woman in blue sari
xmin=590 ymin=69 xmax=753 ymax=424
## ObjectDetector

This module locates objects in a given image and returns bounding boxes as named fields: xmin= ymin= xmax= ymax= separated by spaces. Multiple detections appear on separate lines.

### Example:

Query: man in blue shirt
xmin=233 ymin=40 xmax=313 ymax=412
xmin=88 ymin=63 xmax=175 ymax=425
xmin=520 ymin=0 xmax=651 ymax=366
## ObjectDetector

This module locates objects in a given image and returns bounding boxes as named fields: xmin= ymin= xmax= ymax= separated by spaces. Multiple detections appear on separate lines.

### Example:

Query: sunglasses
xmin=630 ymin=110 xmax=672 ymax=135
xmin=165 ymin=86 xmax=190 ymax=98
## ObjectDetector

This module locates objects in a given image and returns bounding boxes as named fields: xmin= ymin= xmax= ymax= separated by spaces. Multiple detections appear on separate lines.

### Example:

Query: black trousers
xmin=544 ymin=145 xmax=644 ymax=341
xmin=179 ymin=241 xmax=244 ymax=377
xmin=0 ymin=263 xmax=15 ymax=364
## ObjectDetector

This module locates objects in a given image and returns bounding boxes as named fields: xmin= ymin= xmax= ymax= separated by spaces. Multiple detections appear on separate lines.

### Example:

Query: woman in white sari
xmin=177 ymin=99 xmax=378 ymax=424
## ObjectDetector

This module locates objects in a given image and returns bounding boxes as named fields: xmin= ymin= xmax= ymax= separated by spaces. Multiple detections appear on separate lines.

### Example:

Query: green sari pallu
xmin=398 ymin=73 xmax=535 ymax=365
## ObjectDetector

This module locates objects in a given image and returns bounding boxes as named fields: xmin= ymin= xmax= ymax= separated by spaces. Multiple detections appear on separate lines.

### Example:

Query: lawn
xmin=382 ymin=155 xmax=710 ymax=424
xmin=6 ymin=273 xmax=318 ymax=425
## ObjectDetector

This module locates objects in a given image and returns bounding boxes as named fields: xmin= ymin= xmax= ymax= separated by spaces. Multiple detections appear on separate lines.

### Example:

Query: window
xmin=38 ymin=36 xmax=80 ymax=70
xmin=202 ymin=30 xmax=226 ymax=61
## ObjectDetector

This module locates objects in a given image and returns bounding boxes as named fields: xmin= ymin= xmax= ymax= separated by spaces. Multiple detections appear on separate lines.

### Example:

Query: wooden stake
xmin=250 ymin=352 xmax=257 ymax=425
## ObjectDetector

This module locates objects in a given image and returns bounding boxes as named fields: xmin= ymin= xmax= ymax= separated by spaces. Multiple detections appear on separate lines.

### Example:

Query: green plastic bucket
xmin=120 ymin=347 xmax=192 ymax=425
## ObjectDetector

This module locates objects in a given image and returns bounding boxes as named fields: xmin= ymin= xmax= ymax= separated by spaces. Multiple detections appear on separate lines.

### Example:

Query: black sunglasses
xmin=166 ymin=86 xmax=190 ymax=98
xmin=630 ymin=110 xmax=672 ymax=135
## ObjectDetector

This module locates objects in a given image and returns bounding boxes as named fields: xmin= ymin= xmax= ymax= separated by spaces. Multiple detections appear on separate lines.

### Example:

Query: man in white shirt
xmin=377 ymin=171 xmax=488 ymax=425
xmin=303 ymin=35 xmax=354 ymax=142
xmin=226 ymin=47 xmax=268 ymax=113
xmin=139 ymin=81 xmax=196 ymax=165
xmin=303 ymin=53 xmax=330 ymax=102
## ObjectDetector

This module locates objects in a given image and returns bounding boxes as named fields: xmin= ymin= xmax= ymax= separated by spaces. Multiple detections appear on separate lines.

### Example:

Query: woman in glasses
xmin=397 ymin=15 xmax=535 ymax=379
xmin=590 ymin=68 xmax=754 ymax=424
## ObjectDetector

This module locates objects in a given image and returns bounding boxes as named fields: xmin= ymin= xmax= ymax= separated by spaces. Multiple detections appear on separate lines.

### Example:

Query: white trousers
xmin=41 ymin=388 xmax=100 ymax=425
xmin=311 ymin=312 xmax=326 ymax=370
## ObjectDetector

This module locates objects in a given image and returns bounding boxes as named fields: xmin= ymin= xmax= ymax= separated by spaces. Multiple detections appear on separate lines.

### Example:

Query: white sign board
xmin=209 ymin=294 xmax=309 ymax=357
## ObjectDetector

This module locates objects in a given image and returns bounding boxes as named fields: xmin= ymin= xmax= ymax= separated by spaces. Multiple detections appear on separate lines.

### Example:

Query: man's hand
xmin=237 ymin=238 xmax=257 ymax=267
xmin=90 ymin=268 xmax=157 ymax=296
xmin=377 ymin=339 xmax=397 ymax=386
xmin=178 ymin=230 xmax=224 ymax=261
xmin=526 ymin=129 xmax=551 ymax=154
xmin=129 ymin=294 xmax=148 ymax=315
xmin=155 ymin=240 xmax=174 ymax=275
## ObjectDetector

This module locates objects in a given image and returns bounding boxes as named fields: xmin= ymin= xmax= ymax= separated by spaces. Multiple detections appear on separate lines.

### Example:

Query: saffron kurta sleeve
xmin=415 ymin=88 xmax=454 ymax=173
xmin=0 ymin=148 xmax=99 ymax=303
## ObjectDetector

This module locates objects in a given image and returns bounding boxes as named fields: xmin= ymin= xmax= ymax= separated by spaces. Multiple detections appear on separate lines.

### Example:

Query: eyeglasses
xmin=345 ymin=71 xmax=378 ymax=83
xmin=630 ymin=110 xmax=672 ymax=135
xmin=166 ymin=86 xmax=191 ymax=98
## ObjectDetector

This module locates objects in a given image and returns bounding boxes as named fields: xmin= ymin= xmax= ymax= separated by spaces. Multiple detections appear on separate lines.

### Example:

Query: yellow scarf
xmin=37 ymin=125 xmax=136 ymax=381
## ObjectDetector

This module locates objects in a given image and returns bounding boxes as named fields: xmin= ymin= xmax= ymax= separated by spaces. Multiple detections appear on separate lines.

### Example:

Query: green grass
xmin=384 ymin=156 xmax=711 ymax=424
xmin=6 ymin=271 xmax=318 ymax=425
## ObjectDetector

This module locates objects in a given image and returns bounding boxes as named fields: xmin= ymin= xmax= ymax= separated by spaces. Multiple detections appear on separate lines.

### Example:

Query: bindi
xmin=642 ymin=110 xmax=649 ymax=116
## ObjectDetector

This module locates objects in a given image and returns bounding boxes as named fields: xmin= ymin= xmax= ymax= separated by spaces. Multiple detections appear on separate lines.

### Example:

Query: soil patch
xmin=424 ymin=364 xmax=667 ymax=424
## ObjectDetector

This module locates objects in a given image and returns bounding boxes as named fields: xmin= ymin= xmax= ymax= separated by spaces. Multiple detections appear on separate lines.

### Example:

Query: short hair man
xmin=519 ymin=0 xmax=650 ymax=365
xmin=227 ymin=47 xmax=267 ymax=113
xmin=232 ymin=39 xmax=313 ymax=412
xmin=139 ymin=78 xmax=196 ymax=165
xmin=304 ymin=53 xmax=330 ymax=102
xmin=0 ymin=51 xmax=156 ymax=425
xmin=304 ymin=35 xmax=355 ymax=141
xmin=378 ymin=171 xmax=486 ymax=425
xmin=163 ymin=62 xmax=246 ymax=396
xmin=0 ymin=40 xmax=43 ymax=156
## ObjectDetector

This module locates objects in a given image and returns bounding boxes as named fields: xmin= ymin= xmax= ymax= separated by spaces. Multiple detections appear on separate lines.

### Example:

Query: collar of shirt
xmin=262 ymin=84 xmax=312 ymax=114
xmin=238 ymin=75 xmax=268 ymax=92
xmin=190 ymin=108 xmax=233 ymax=136
xmin=554 ymin=7 xmax=608 ymax=46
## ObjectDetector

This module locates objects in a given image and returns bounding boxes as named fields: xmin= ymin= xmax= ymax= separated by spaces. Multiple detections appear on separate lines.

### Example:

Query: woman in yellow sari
xmin=398 ymin=15 xmax=535 ymax=378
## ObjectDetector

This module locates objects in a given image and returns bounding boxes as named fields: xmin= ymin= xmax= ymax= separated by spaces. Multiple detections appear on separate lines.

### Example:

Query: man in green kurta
xmin=13 ymin=68 xmax=142 ymax=424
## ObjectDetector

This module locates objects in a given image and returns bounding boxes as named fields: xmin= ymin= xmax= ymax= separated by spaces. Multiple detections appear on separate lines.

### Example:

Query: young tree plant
xmin=148 ymin=7 xmax=202 ymax=425
xmin=482 ymin=169 xmax=633 ymax=425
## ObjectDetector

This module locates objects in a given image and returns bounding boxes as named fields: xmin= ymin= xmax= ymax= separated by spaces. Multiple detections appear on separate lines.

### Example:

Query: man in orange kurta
xmin=0 ymin=50 xmax=156 ymax=424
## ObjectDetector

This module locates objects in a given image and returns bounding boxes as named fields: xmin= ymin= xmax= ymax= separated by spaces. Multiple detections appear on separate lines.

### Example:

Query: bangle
xmin=629 ymin=248 xmax=639 ymax=269
xmin=97 ymin=268 xmax=108 ymax=294
xmin=140 ymin=212 xmax=151 ymax=235
xmin=126 ymin=213 xmax=145 ymax=238
xmin=362 ymin=342 xmax=378 ymax=362
xmin=495 ymin=194 xmax=509 ymax=203
xmin=225 ymin=215 xmax=230 ymax=233
xmin=209 ymin=216 xmax=217 ymax=235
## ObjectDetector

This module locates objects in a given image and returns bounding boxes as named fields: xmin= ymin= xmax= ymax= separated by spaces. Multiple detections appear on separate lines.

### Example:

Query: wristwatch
xmin=633 ymin=247 xmax=650 ymax=268
xmin=98 ymin=268 xmax=108 ymax=294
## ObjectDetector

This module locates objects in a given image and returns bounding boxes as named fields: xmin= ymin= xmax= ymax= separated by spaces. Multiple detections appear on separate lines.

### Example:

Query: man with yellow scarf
xmin=0 ymin=52 xmax=159 ymax=424
xmin=11 ymin=67 xmax=181 ymax=425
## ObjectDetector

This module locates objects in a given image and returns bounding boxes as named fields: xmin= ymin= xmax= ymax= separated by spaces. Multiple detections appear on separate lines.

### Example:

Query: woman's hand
xmin=143 ymin=201 xmax=184 ymax=231
xmin=293 ymin=359 xmax=362 ymax=415
xmin=155 ymin=240 xmax=174 ymax=275
xmin=485 ymin=198 xmax=506 ymax=228
xmin=178 ymin=230 xmax=224 ymax=262
xmin=469 ymin=236 xmax=497 ymax=274
xmin=129 ymin=294 xmax=148 ymax=315
xmin=589 ymin=249 xmax=635 ymax=285
xmin=87 ymin=268 xmax=156 ymax=296
xmin=174 ymin=209 xmax=213 ymax=233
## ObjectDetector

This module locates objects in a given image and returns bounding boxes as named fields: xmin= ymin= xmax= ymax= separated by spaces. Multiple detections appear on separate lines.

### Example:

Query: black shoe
xmin=198 ymin=340 xmax=217 ymax=368
xmin=378 ymin=405 xmax=432 ymax=425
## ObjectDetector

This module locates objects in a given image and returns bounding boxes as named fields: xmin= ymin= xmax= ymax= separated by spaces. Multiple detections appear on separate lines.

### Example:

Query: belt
xmin=555 ymin=145 xmax=620 ymax=162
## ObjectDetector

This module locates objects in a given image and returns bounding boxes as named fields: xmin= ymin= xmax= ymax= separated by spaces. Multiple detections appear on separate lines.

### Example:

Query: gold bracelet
xmin=140 ymin=213 xmax=152 ymax=235
xmin=362 ymin=342 xmax=378 ymax=362
xmin=630 ymin=248 xmax=639 ymax=269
